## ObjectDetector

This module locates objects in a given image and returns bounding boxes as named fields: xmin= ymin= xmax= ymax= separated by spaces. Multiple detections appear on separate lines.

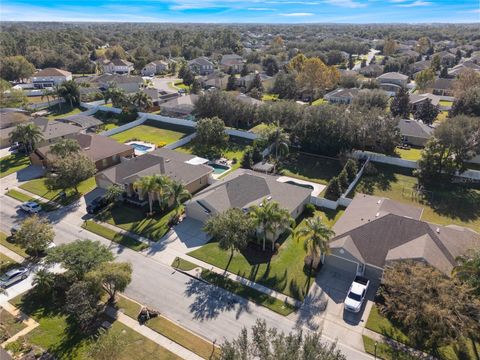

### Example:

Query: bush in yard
xmin=363 ymin=162 xmax=378 ymax=176
xmin=15 ymin=215 xmax=55 ymax=257
xmin=86 ymin=262 xmax=132 ymax=304
xmin=304 ymin=203 xmax=316 ymax=218
xmin=157 ymin=141 xmax=167 ymax=148
xmin=325 ymin=177 xmax=342 ymax=200
xmin=344 ymin=159 xmax=358 ymax=182
xmin=65 ymin=280 xmax=102 ymax=333
xmin=338 ymin=169 xmax=349 ymax=191
xmin=241 ymin=146 xmax=254 ymax=169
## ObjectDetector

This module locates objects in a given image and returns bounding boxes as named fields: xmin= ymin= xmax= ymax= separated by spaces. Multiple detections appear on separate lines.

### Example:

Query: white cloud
xmin=247 ymin=7 xmax=274 ymax=11
xmin=279 ymin=12 xmax=315 ymax=16
xmin=396 ymin=1 xmax=432 ymax=7
xmin=324 ymin=0 xmax=367 ymax=8
xmin=389 ymin=0 xmax=408 ymax=2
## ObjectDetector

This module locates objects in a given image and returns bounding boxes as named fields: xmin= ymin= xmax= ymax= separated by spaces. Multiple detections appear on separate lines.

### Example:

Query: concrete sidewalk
xmin=1 ymin=302 xmax=39 ymax=347
xmin=0 ymin=244 xmax=25 ymax=263
xmin=178 ymin=254 xmax=302 ymax=308
xmin=105 ymin=307 xmax=204 ymax=360
xmin=93 ymin=220 xmax=153 ymax=246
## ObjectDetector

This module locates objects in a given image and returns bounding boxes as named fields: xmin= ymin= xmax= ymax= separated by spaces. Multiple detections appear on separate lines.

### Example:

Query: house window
xmin=102 ymin=159 xmax=108 ymax=167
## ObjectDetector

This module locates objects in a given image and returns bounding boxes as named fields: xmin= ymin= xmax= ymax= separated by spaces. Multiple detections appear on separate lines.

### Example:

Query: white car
xmin=344 ymin=276 xmax=369 ymax=313
xmin=20 ymin=201 xmax=42 ymax=214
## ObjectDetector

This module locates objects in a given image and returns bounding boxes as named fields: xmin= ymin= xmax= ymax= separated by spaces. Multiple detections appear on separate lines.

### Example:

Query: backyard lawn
xmin=0 ymin=154 xmax=30 ymax=178
xmin=110 ymin=124 xmax=188 ymax=146
xmin=10 ymin=292 xmax=180 ymax=360
xmin=311 ymin=98 xmax=327 ymax=106
xmin=395 ymin=147 xmax=423 ymax=161
xmin=98 ymin=204 xmax=176 ymax=241
xmin=20 ymin=176 xmax=97 ymax=205
xmin=439 ymin=100 xmax=453 ymax=107
xmin=262 ymin=93 xmax=279 ymax=101
xmin=365 ymin=305 xmax=480 ymax=360
xmin=351 ymin=163 xmax=480 ymax=233
xmin=187 ymin=208 xmax=344 ymax=301
xmin=47 ymin=106 xmax=83 ymax=120
xmin=280 ymin=152 xmax=343 ymax=185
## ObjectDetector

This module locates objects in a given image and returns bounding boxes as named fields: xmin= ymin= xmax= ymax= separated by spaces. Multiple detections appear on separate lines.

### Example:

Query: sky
xmin=1 ymin=0 xmax=479 ymax=23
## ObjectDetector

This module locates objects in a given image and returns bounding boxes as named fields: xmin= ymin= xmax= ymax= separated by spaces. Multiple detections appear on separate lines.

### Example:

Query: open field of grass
xmin=0 ymin=154 xmax=30 ymax=178
xmin=0 ymin=306 xmax=27 ymax=341
xmin=110 ymin=124 xmax=188 ymax=146
xmin=19 ymin=177 xmax=96 ymax=205
xmin=365 ymin=305 xmax=480 ymax=360
xmin=351 ymin=163 xmax=480 ymax=232
xmin=0 ymin=231 xmax=28 ymax=258
xmin=98 ymin=204 xmax=175 ymax=241
xmin=280 ymin=152 xmax=343 ymax=185
xmin=46 ymin=106 xmax=83 ymax=120
xmin=395 ymin=147 xmax=423 ymax=161
xmin=188 ymin=208 xmax=343 ymax=301
xmin=116 ymin=295 xmax=220 ymax=359
xmin=82 ymin=220 xmax=149 ymax=251
xmin=10 ymin=291 xmax=180 ymax=360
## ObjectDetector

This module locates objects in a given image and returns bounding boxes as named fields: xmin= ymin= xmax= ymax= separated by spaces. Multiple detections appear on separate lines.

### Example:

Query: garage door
xmin=324 ymin=255 xmax=358 ymax=277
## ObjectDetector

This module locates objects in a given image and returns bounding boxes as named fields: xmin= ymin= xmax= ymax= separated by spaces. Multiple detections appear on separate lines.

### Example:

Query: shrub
xmin=338 ymin=169 xmax=349 ymax=191
xmin=304 ymin=203 xmax=316 ymax=217
xmin=241 ymin=146 xmax=253 ymax=169
xmin=344 ymin=159 xmax=358 ymax=182
xmin=363 ymin=162 xmax=378 ymax=176
xmin=157 ymin=141 xmax=167 ymax=148
xmin=325 ymin=176 xmax=342 ymax=200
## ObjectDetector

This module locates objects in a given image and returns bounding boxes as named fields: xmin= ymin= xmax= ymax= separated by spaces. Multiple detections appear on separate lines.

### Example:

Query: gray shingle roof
xmin=398 ymin=119 xmax=434 ymax=139
xmin=59 ymin=114 xmax=103 ymax=129
xmin=32 ymin=117 xmax=80 ymax=140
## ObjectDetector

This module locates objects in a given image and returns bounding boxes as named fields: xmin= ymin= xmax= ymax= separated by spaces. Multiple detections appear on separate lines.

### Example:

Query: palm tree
xmin=153 ymin=175 xmax=172 ymax=212
xmin=49 ymin=138 xmax=81 ymax=157
xmin=131 ymin=91 xmax=153 ymax=112
xmin=250 ymin=199 xmax=294 ymax=251
xmin=104 ymin=83 xmax=126 ymax=107
xmin=170 ymin=181 xmax=192 ymax=215
xmin=57 ymin=80 xmax=80 ymax=108
xmin=9 ymin=123 xmax=44 ymax=154
xmin=296 ymin=215 xmax=335 ymax=268
xmin=41 ymin=88 xmax=55 ymax=107
xmin=134 ymin=175 xmax=158 ymax=215
xmin=33 ymin=269 xmax=56 ymax=296
xmin=266 ymin=122 xmax=290 ymax=172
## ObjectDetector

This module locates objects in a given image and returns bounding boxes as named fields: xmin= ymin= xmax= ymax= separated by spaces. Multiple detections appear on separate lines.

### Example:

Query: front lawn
xmin=0 ymin=231 xmax=28 ymax=258
xmin=366 ymin=305 xmax=480 ymax=360
xmin=6 ymin=189 xmax=57 ymax=212
xmin=262 ymin=93 xmax=279 ymax=101
xmin=311 ymin=98 xmax=327 ymax=106
xmin=98 ymin=204 xmax=175 ymax=241
xmin=47 ymin=106 xmax=83 ymax=120
xmin=10 ymin=291 xmax=180 ymax=360
xmin=110 ymin=124 xmax=188 ymax=146
xmin=171 ymin=257 xmax=198 ymax=271
xmin=395 ymin=147 xmax=423 ymax=161
xmin=0 ymin=253 xmax=17 ymax=273
xmin=0 ymin=306 xmax=27 ymax=341
xmin=116 ymin=295 xmax=220 ymax=359
xmin=82 ymin=220 xmax=149 ymax=252
xmin=439 ymin=100 xmax=453 ymax=107
xmin=19 ymin=176 xmax=97 ymax=205
xmin=0 ymin=154 xmax=30 ymax=178
xmin=351 ymin=163 xmax=480 ymax=233
xmin=280 ymin=152 xmax=343 ymax=185
xmin=187 ymin=208 xmax=344 ymax=301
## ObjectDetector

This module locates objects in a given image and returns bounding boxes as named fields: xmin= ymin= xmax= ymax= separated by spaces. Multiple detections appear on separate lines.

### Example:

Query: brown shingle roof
xmin=34 ymin=68 xmax=72 ymax=77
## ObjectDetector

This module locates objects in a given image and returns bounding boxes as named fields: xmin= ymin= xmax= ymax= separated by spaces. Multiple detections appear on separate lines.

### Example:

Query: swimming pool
xmin=209 ymin=163 xmax=230 ymax=174
xmin=284 ymin=180 xmax=314 ymax=190
xmin=126 ymin=141 xmax=155 ymax=155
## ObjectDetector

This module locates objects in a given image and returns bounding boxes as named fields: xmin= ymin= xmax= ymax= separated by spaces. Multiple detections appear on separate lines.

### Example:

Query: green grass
xmin=311 ymin=98 xmax=327 ymax=106
xmin=0 ymin=253 xmax=18 ymax=273
xmin=171 ymin=257 xmax=198 ymax=271
xmin=0 ymin=154 xmax=30 ymax=178
xmin=0 ymin=306 xmax=27 ymax=341
xmin=280 ymin=152 xmax=343 ymax=185
xmin=98 ymin=204 xmax=175 ymax=241
xmin=82 ymin=220 xmax=149 ymax=252
xmin=110 ymin=124 xmax=187 ymax=146
xmin=103 ymin=123 xmax=118 ymax=131
xmin=436 ymin=111 xmax=449 ymax=123
xmin=19 ymin=177 xmax=97 ymax=205
xmin=439 ymin=100 xmax=453 ymax=107
xmin=201 ymin=269 xmax=297 ymax=316
xmin=47 ymin=106 xmax=83 ymax=120
xmin=188 ymin=208 xmax=343 ymax=301
xmin=116 ymin=295 xmax=220 ymax=359
xmin=168 ymin=81 xmax=190 ymax=92
xmin=352 ymin=163 xmax=480 ymax=233
xmin=262 ymin=93 xmax=279 ymax=101
xmin=249 ymin=123 xmax=270 ymax=134
xmin=10 ymin=292 xmax=180 ymax=360
xmin=363 ymin=335 xmax=418 ymax=360
xmin=0 ymin=231 xmax=28 ymax=258
xmin=365 ymin=305 xmax=480 ymax=360
xmin=6 ymin=189 xmax=57 ymax=212
xmin=395 ymin=147 xmax=423 ymax=161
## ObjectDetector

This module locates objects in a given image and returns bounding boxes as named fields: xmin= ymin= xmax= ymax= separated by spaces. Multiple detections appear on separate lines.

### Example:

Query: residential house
xmin=236 ymin=72 xmax=271 ymax=89
xmin=31 ymin=68 xmax=72 ymax=89
xmin=220 ymin=54 xmax=244 ymax=73
xmin=376 ymin=72 xmax=409 ymax=95
xmin=435 ymin=51 xmax=456 ymax=67
xmin=235 ymin=94 xmax=263 ymax=106
xmin=432 ymin=78 xmax=454 ymax=97
xmin=141 ymin=60 xmax=169 ymax=76
xmin=102 ymin=58 xmax=134 ymax=75
xmin=94 ymin=74 xmax=144 ymax=94
xmin=411 ymin=60 xmax=431 ymax=75
xmin=397 ymin=118 xmax=434 ymax=147
xmin=31 ymin=133 xmax=134 ymax=171
xmin=409 ymin=93 xmax=441 ymax=111
xmin=31 ymin=117 xmax=81 ymax=147
xmin=160 ymin=94 xmax=199 ymax=117
xmin=57 ymin=114 xmax=104 ymax=132
xmin=448 ymin=61 xmax=480 ymax=77
xmin=358 ymin=64 xmax=384 ymax=78
xmin=185 ymin=169 xmax=312 ymax=246
xmin=325 ymin=194 xmax=480 ymax=281
xmin=95 ymin=148 xmax=213 ymax=205
xmin=188 ymin=57 xmax=215 ymax=75
xmin=324 ymin=88 xmax=360 ymax=104
xmin=0 ymin=109 xmax=30 ymax=148
xmin=199 ymin=72 xmax=228 ymax=90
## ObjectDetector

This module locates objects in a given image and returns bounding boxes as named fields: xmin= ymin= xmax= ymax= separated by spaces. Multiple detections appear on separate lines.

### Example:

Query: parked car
xmin=86 ymin=196 xmax=108 ymax=214
xmin=20 ymin=202 xmax=42 ymax=214
xmin=344 ymin=275 xmax=370 ymax=313
xmin=0 ymin=267 xmax=29 ymax=288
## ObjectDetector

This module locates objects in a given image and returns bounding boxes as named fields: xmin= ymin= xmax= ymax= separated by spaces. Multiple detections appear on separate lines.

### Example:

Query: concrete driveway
xmin=151 ymin=76 xmax=180 ymax=93
xmin=1 ymin=165 xmax=45 ymax=192
xmin=305 ymin=266 xmax=378 ymax=351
